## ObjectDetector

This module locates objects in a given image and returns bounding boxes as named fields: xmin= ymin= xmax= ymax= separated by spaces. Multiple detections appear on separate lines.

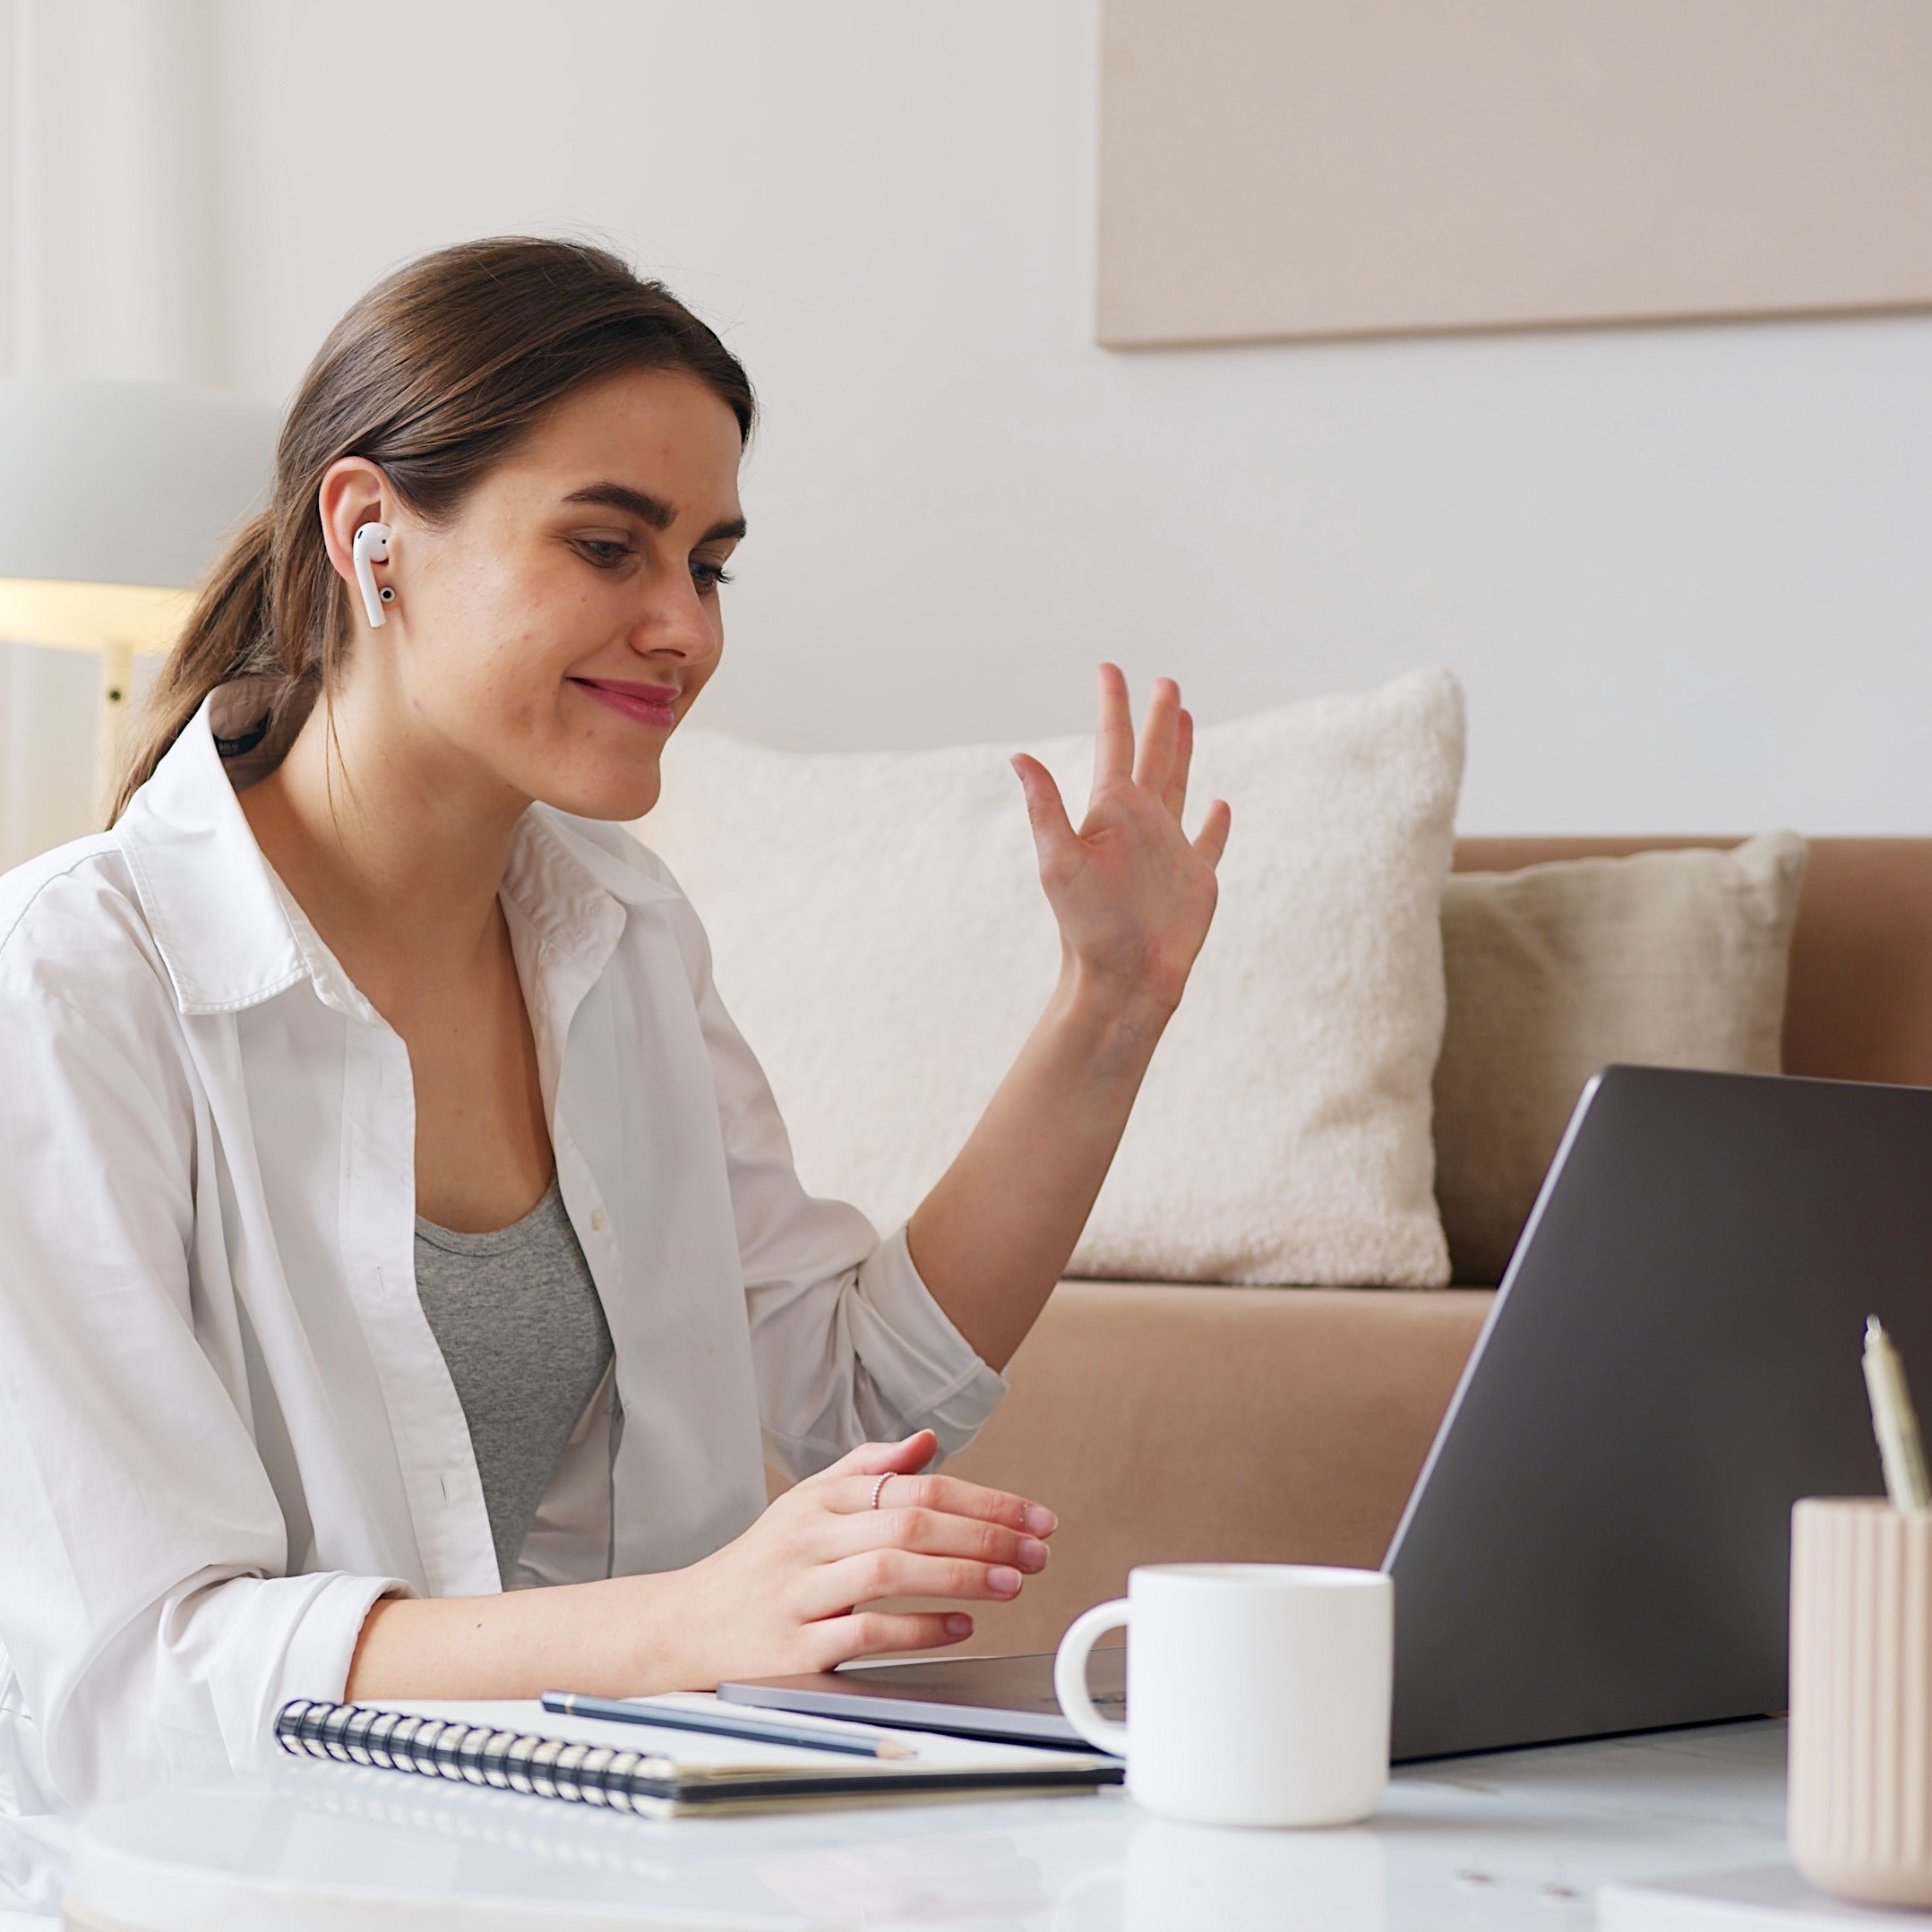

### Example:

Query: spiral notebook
xmin=275 ymin=1695 xmax=1122 ymax=1817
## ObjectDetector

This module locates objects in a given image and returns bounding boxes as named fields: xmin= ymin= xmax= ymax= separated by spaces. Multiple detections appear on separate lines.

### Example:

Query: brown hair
xmin=111 ymin=236 xmax=754 ymax=822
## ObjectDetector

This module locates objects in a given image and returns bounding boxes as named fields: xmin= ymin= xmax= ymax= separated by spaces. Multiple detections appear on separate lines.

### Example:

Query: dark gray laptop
xmin=724 ymin=1068 xmax=1924 ymax=1758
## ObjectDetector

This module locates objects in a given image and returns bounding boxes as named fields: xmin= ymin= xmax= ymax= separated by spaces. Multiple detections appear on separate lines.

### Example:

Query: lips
xmin=571 ymin=679 xmax=679 ymax=728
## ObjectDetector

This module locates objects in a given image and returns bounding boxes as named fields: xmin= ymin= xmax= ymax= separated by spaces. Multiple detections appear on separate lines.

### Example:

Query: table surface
xmin=26 ymin=1718 xmax=1816 ymax=1930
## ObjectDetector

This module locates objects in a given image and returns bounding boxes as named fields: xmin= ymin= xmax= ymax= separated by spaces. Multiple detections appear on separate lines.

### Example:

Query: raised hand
xmin=1010 ymin=665 xmax=1232 ymax=1017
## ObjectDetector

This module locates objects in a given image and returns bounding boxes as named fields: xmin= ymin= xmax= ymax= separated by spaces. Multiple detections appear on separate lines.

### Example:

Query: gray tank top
xmin=413 ymin=1178 xmax=614 ymax=1586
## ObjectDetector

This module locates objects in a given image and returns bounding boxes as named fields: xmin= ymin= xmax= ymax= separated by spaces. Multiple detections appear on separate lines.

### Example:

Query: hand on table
xmin=1010 ymin=665 xmax=1232 ymax=1018
xmin=668 ymin=1430 xmax=1057 ymax=1683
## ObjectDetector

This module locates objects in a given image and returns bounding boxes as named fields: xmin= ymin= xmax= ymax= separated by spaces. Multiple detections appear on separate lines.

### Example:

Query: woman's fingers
xmin=1094 ymin=661 xmax=1136 ymax=788
xmin=807 ymin=1610 xmax=975 ymax=1670
xmin=804 ymin=1547 xmax=1032 ymax=1622
xmin=1163 ymin=706 xmax=1196 ymax=819
xmin=1035 ymin=663 xmax=1206 ymax=839
xmin=1131 ymin=677 xmax=1181 ymax=796
xmin=816 ymin=1431 xmax=939 ymax=1484
xmin=832 ymin=1467 xmax=1056 ymax=1536
xmin=1010 ymin=755 xmax=1077 ymax=874
xmin=837 ymin=1502 xmax=1051 ymax=1577
xmin=1193 ymin=797 xmax=1233 ymax=870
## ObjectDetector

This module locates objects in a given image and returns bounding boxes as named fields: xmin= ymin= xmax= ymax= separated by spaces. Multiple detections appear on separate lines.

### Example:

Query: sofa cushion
xmin=638 ymin=668 xmax=1465 ymax=1286
xmin=1433 ymin=831 xmax=1807 ymax=1284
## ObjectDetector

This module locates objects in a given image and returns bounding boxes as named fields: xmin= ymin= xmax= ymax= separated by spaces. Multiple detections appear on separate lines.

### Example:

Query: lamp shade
xmin=0 ymin=377 xmax=279 ymax=652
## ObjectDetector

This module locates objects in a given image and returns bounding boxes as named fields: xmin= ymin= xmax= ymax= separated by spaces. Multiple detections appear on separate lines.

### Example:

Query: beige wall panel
xmin=1099 ymin=0 xmax=1932 ymax=347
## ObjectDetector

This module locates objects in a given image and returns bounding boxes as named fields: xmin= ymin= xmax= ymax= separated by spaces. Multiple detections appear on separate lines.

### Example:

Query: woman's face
xmin=346 ymin=365 xmax=745 ymax=822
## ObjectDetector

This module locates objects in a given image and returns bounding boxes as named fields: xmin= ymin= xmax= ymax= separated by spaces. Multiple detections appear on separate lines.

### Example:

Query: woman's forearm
xmin=906 ymin=958 xmax=1175 ymax=1370
xmin=346 ymin=1573 xmax=688 ymax=1702
xmin=906 ymin=669 xmax=1226 ymax=1372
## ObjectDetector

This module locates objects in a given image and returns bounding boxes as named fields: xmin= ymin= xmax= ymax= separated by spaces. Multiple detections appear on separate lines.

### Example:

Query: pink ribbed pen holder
xmin=1789 ymin=1498 xmax=1932 ymax=1906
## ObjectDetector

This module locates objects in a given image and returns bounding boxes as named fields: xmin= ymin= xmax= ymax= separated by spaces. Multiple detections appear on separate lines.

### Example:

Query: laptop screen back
xmin=1386 ymin=1065 xmax=1932 ymax=1760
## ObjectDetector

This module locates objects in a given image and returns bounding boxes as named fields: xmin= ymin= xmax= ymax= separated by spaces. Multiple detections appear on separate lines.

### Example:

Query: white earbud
xmin=351 ymin=521 xmax=393 ymax=629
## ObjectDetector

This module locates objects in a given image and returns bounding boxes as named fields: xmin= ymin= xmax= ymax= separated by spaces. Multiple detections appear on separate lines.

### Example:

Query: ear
xmin=317 ymin=458 xmax=398 ymax=598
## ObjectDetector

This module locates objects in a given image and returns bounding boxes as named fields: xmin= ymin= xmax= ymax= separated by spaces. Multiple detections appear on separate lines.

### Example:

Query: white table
xmin=25 ymin=1721 xmax=1801 ymax=1929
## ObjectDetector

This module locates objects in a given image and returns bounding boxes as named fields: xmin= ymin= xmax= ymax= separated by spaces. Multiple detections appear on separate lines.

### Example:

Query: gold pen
xmin=1862 ymin=1317 xmax=1930 ymax=1511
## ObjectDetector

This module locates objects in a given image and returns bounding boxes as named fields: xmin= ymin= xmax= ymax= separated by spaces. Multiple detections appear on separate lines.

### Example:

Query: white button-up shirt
xmin=0 ymin=690 xmax=1004 ymax=1817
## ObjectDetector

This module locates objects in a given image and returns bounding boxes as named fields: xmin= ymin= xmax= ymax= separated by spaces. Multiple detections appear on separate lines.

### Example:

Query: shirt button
xmin=590 ymin=1207 xmax=607 ymax=1232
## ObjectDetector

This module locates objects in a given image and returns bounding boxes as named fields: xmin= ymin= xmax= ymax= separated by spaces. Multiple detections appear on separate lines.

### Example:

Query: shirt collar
xmin=116 ymin=681 xmax=678 ymax=1018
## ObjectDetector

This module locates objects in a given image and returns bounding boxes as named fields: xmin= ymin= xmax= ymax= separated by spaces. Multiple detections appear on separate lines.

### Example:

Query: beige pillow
xmin=638 ymin=668 xmax=1466 ymax=1286
xmin=1432 ymin=833 xmax=1808 ymax=1285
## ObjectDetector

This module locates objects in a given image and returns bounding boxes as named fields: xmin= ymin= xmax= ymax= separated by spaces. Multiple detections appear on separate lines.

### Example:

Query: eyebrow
xmin=562 ymin=482 xmax=747 ymax=544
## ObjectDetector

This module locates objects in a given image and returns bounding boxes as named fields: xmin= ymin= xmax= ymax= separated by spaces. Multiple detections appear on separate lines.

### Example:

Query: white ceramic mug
xmin=1054 ymin=1563 xmax=1393 ymax=1828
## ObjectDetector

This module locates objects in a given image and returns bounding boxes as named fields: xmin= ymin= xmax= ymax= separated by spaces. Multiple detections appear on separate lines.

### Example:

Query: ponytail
xmin=109 ymin=512 xmax=286 ymax=823
xmin=107 ymin=237 xmax=754 ymax=823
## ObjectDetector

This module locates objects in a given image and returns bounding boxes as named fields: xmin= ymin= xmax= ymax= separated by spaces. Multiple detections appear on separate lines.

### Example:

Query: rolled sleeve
xmin=848 ymin=1225 xmax=1008 ymax=1456
xmin=260 ymin=1573 xmax=415 ymax=1754
xmin=47 ymin=1569 xmax=414 ymax=1802
xmin=747 ymin=1208 xmax=1009 ymax=1479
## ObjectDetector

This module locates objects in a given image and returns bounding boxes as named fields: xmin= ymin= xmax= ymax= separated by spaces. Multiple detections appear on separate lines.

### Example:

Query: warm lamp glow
xmin=0 ymin=377 xmax=277 ymax=813
xmin=0 ymin=578 xmax=193 ymax=656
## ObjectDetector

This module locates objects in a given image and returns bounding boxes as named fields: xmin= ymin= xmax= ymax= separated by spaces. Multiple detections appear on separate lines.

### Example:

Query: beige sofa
xmin=927 ymin=836 xmax=1932 ymax=1656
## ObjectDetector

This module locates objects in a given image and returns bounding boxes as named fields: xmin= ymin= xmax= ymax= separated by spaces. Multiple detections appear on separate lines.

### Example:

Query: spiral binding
xmin=275 ymin=1698 xmax=669 ymax=1814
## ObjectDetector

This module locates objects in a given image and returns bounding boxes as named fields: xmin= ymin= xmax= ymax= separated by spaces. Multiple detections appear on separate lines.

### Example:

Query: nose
xmin=626 ymin=569 xmax=721 ymax=669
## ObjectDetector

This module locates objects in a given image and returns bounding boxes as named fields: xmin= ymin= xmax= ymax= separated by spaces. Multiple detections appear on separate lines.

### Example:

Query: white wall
xmin=13 ymin=0 xmax=1932 ymax=846
xmin=0 ymin=0 xmax=224 ymax=866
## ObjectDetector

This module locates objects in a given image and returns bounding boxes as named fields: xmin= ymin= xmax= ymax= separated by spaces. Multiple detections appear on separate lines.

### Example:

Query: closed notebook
xmin=276 ymin=1694 xmax=1122 ymax=1817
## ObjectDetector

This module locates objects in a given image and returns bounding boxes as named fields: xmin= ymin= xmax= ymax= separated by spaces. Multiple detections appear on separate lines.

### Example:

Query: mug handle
xmin=1053 ymin=1598 xmax=1131 ymax=1756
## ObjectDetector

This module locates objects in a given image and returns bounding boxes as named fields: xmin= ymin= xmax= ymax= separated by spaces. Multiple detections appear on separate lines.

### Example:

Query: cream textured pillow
xmin=1432 ymin=832 xmax=1807 ymax=1285
xmin=638 ymin=668 xmax=1465 ymax=1287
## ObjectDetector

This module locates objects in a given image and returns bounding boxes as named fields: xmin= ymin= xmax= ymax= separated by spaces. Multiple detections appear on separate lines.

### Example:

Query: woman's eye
xmin=575 ymin=538 xmax=635 ymax=568
xmin=691 ymin=561 xmax=735 ymax=594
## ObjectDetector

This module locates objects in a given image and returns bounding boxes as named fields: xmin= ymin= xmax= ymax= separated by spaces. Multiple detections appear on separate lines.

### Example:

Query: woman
xmin=0 ymin=238 xmax=1229 ymax=1814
